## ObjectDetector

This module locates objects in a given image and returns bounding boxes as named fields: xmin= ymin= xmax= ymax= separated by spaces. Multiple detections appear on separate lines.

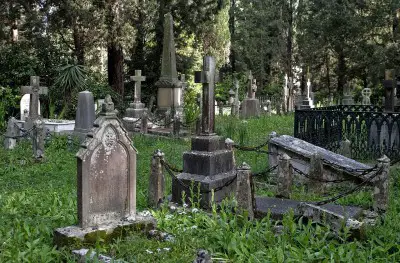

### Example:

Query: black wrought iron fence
xmin=294 ymin=105 xmax=400 ymax=160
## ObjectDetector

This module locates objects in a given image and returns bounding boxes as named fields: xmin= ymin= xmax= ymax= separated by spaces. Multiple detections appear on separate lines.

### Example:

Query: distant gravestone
xmin=74 ymin=91 xmax=96 ymax=141
xmin=362 ymin=88 xmax=372 ymax=105
xmin=20 ymin=94 xmax=41 ymax=121
xmin=77 ymin=95 xmax=138 ymax=228
xmin=4 ymin=117 xmax=18 ymax=149
xmin=342 ymin=81 xmax=354 ymax=106
xmin=240 ymin=71 xmax=260 ymax=118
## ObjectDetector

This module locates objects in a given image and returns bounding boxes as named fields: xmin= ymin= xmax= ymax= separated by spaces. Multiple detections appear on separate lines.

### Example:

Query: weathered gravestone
xmin=300 ymin=79 xmax=313 ymax=109
xmin=155 ymin=13 xmax=182 ymax=114
xmin=172 ymin=56 xmax=236 ymax=208
xmin=20 ymin=94 xmax=41 ymax=121
xmin=342 ymin=81 xmax=355 ymax=106
xmin=54 ymin=95 xmax=155 ymax=247
xmin=124 ymin=70 xmax=147 ymax=132
xmin=240 ymin=71 xmax=260 ymax=118
xmin=3 ymin=117 xmax=18 ymax=149
xmin=362 ymin=88 xmax=372 ymax=105
xmin=74 ymin=91 xmax=96 ymax=141
xmin=20 ymin=76 xmax=48 ymax=128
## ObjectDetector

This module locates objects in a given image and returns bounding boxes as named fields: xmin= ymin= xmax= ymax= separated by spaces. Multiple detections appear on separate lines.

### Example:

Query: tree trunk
xmin=337 ymin=50 xmax=346 ymax=96
xmin=108 ymin=44 xmax=124 ymax=96
xmin=286 ymin=0 xmax=294 ymax=113
xmin=229 ymin=0 xmax=236 ymax=73
xmin=73 ymin=25 xmax=85 ymax=65
xmin=326 ymin=51 xmax=331 ymax=95
xmin=130 ymin=0 xmax=145 ymax=74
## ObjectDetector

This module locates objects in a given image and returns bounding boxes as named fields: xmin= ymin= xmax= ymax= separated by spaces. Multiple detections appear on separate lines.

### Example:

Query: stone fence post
xmin=4 ymin=117 xmax=18 ymax=150
xmin=148 ymin=149 xmax=165 ymax=207
xmin=173 ymin=115 xmax=181 ymax=136
xmin=308 ymin=153 xmax=325 ymax=193
xmin=235 ymin=162 xmax=254 ymax=220
xmin=32 ymin=118 xmax=45 ymax=160
xmin=225 ymin=138 xmax=235 ymax=167
xmin=141 ymin=111 xmax=148 ymax=134
xmin=276 ymin=153 xmax=292 ymax=199
xmin=373 ymin=155 xmax=390 ymax=213
xmin=195 ymin=115 xmax=201 ymax=135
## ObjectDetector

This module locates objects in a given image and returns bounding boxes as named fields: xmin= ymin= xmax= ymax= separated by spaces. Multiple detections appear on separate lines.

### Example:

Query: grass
xmin=1 ymin=114 xmax=400 ymax=262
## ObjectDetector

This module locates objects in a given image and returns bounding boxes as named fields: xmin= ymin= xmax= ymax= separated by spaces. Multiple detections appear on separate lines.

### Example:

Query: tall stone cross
xmin=247 ymin=71 xmax=254 ymax=98
xmin=130 ymin=70 xmax=146 ymax=103
xmin=21 ymin=76 xmax=48 ymax=120
xmin=195 ymin=56 xmax=219 ymax=135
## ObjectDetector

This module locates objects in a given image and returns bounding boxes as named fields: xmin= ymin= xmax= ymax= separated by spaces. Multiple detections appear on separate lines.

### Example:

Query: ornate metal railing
xmin=294 ymin=105 xmax=400 ymax=159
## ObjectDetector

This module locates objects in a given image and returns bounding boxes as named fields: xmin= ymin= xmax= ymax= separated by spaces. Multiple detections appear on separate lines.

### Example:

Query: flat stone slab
xmin=255 ymin=196 xmax=363 ymax=220
xmin=270 ymin=135 xmax=371 ymax=171
xmin=54 ymin=215 xmax=156 ymax=248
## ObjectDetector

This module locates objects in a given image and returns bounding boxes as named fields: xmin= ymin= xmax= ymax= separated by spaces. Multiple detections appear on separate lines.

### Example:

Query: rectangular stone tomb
xmin=269 ymin=135 xmax=372 ymax=183
xmin=16 ymin=119 xmax=75 ymax=134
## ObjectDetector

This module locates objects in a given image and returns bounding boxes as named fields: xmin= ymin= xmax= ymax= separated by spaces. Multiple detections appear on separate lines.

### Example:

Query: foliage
xmin=0 ymin=86 xmax=20 ymax=131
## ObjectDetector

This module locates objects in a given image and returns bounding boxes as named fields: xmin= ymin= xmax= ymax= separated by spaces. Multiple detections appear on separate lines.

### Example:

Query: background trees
xmin=0 ymin=0 xmax=399 ymax=123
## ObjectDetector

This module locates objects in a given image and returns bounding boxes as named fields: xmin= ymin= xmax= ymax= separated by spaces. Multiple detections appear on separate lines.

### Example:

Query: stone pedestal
xmin=300 ymin=98 xmax=313 ymax=109
xmin=342 ymin=96 xmax=354 ymax=106
xmin=172 ymin=135 xmax=236 ymax=208
xmin=240 ymin=98 xmax=260 ymax=118
xmin=126 ymin=102 xmax=146 ymax=119
xmin=74 ymin=91 xmax=96 ymax=141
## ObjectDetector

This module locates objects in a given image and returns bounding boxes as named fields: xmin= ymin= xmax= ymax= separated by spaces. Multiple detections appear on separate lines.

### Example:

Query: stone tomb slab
xmin=255 ymin=196 xmax=363 ymax=220
xmin=269 ymin=135 xmax=372 ymax=182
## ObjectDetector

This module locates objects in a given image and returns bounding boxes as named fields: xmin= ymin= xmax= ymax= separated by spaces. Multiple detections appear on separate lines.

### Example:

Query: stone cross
xmin=383 ymin=69 xmax=396 ymax=111
xmin=195 ymin=56 xmax=218 ymax=135
xmin=130 ymin=70 xmax=146 ymax=103
xmin=362 ymin=88 xmax=372 ymax=105
xmin=21 ymin=76 xmax=48 ymax=121
xmin=247 ymin=71 xmax=254 ymax=98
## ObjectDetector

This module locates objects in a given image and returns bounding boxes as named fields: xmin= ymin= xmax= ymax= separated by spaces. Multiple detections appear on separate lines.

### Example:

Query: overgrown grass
xmin=0 ymin=115 xmax=400 ymax=262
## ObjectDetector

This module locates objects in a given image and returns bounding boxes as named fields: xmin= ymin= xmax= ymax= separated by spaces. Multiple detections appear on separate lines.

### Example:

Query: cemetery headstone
xmin=74 ymin=91 xmax=96 ymax=141
xmin=149 ymin=150 xmax=165 ymax=207
xmin=125 ymin=70 xmax=147 ymax=119
xmin=155 ymin=13 xmax=182 ymax=113
xmin=20 ymin=94 xmax=41 ymax=121
xmin=4 ymin=117 xmax=18 ymax=149
xmin=235 ymin=163 xmax=254 ymax=220
xmin=54 ymin=95 xmax=155 ymax=247
xmin=20 ymin=76 xmax=48 ymax=129
xmin=240 ymin=71 xmax=260 ymax=118
xmin=342 ymin=81 xmax=355 ymax=106
xmin=362 ymin=88 xmax=372 ymax=105
xmin=294 ymin=87 xmax=303 ymax=110
xmin=172 ymin=56 xmax=236 ymax=208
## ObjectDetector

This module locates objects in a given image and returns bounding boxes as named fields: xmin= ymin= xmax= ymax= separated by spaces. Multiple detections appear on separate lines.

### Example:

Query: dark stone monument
xmin=74 ymin=91 xmax=96 ymax=141
xmin=155 ymin=13 xmax=182 ymax=114
xmin=54 ymin=95 xmax=155 ymax=248
xmin=172 ymin=56 xmax=236 ymax=208
xmin=383 ymin=69 xmax=396 ymax=112
xmin=240 ymin=71 xmax=260 ymax=118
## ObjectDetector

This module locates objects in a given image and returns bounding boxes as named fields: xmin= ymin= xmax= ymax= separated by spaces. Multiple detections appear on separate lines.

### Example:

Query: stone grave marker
xmin=172 ymin=56 xmax=236 ymax=208
xmin=342 ymin=81 xmax=355 ymax=106
xmin=54 ymin=95 xmax=155 ymax=247
xmin=4 ymin=117 xmax=18 ymax=149
xmin=155 ymin=13 xmax=181 ymax=113
xmin=300 ymin=79 xmax=313 ymax=109
xmin=20 ymin=94 xmax=41 ymax=121
xmin=362 ymin=88 xmax=372 ymax=105
xmin=20 ymin=76 xmax=47 ymax=127
xmin=74 ymin=91 xmax=96 ymax=141
xmin=240 ymin=71 xmax=260 ymax=118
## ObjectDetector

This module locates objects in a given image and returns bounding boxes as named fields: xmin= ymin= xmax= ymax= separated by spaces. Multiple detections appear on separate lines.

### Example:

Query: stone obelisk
xmin=155 ymin=13 xmax=181 ymax=115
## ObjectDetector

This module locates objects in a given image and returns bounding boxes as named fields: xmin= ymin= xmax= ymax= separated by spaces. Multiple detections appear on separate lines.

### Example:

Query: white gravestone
xmin=20 ymin=94 xmax=41 ymax=121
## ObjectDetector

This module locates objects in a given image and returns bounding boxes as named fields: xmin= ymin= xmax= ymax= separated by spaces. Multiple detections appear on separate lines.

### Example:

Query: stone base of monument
xmin=300 ymin=98 xmax=313 ymax=109
xmin=342 ymin=96 xmax=354 ymax=106
xmin=122 ymin=117 xmax=143 ymax=132
xmin=53 ymin=215 xmax=156 ymax=248
xmin=126 ymin=102 xmax=146 ymax=119
xmin=171 ymin=135 xmax=236 ymax=208
xmin=240 ymin=98 xmax=260 ymax=118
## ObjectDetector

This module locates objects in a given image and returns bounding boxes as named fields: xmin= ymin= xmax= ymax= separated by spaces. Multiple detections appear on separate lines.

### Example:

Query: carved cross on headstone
xmin=21 ymin=76 xmax=48 ymax=121
xmin=383 ymin=69 xmax=396 ymax=112
xmin=195 ymin=56 xmax=219 ymax=135
xmin=130 ymin=70 xmax=146 ymax=103
xmin=362 ymin=88 xmax=372 ymax=105
xmin=247 ymin=71 xmax=253 ymax=98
